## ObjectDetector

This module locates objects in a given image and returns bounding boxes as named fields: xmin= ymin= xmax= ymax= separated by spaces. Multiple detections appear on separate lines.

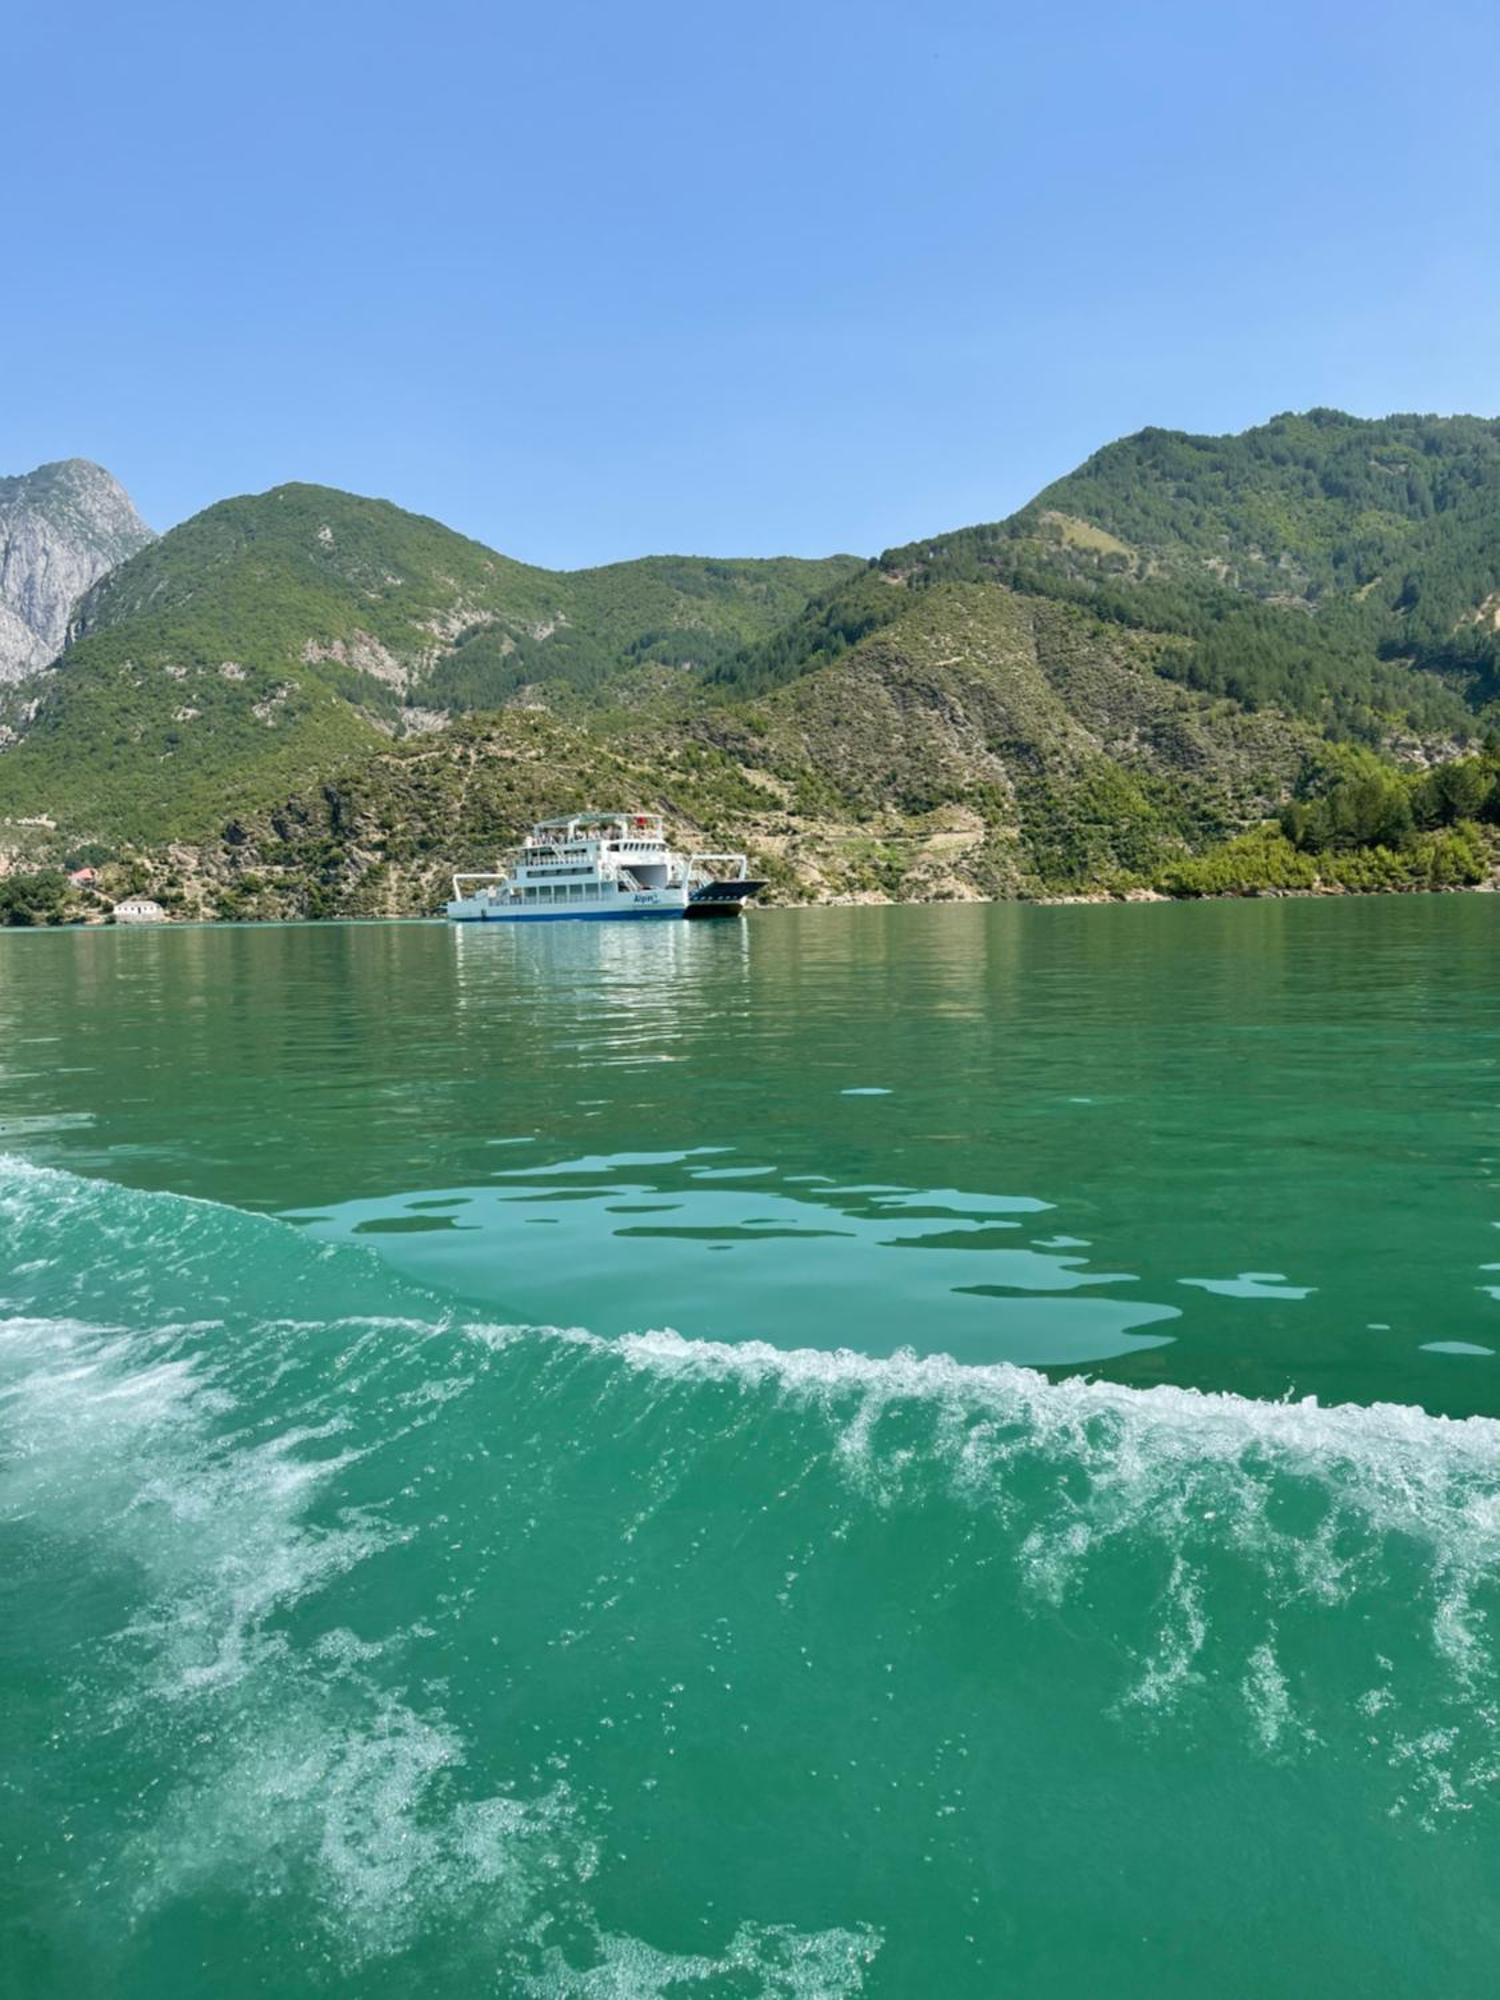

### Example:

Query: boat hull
xmin=447 ymin=905 xmax=688 ymax=923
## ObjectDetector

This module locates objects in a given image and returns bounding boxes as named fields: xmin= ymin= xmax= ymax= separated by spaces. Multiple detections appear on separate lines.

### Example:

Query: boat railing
xmin=450 ymin=871 xmax=508 ymax=899
xmin=687 ymin=852 xmax=749 ymax=883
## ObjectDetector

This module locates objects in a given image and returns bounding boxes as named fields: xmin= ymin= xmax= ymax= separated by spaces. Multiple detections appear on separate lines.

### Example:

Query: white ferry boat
xmin=446 ymin=812 xmax=763 ymax=923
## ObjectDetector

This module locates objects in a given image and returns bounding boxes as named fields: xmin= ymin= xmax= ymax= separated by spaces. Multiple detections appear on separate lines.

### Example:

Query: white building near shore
xmin=112 ymin=897 xmax=167 ymax=925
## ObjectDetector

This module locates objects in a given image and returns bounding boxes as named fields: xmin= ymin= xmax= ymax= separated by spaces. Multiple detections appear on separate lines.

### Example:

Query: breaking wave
xmin=4 ymin=1158 xmax=1500 ymax=1991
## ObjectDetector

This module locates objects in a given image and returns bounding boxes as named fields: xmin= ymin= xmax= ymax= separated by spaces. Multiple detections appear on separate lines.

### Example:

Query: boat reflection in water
xmin=450 ymin=891 xmax=752 ymax=1063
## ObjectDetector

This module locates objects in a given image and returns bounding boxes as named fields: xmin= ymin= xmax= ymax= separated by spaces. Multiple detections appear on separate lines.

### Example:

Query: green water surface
xmin=2 ymin=901 xmax=1499 ymax=1996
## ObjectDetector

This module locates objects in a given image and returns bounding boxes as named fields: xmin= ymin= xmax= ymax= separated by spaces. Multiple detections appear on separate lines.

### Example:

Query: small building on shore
xmin=112 ymin=896 xmax=167 ymax=925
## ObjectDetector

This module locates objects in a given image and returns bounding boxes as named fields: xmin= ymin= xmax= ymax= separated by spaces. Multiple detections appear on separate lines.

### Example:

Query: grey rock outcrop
xmin=0 ymin=459 xmax=154 ymax=682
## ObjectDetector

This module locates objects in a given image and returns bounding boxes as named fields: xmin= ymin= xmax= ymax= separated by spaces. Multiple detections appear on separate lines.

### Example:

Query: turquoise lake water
xmin=2 ymin=900 xmax=1499 ymax=1993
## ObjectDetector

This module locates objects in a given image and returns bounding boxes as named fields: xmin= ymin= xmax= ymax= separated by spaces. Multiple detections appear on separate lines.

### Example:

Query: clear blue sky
xmin=9 ymin=0 xmax=1499 ymax=566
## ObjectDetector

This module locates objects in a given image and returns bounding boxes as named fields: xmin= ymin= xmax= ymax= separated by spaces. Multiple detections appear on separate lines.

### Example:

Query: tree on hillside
xmin=1413 ymin=757 xmax=1493 ymax=828
xmin=1280 ymin=774 xmax=1414 ymax=853
xmin=0 ymin=870 xmax=69 ymax=926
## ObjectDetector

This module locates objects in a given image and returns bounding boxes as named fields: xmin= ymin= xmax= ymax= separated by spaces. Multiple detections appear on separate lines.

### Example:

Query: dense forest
xmin=712 ymin=411 xmax=1500 ymax=740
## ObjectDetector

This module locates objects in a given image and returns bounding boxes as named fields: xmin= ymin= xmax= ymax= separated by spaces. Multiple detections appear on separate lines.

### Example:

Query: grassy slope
xmin=426 ymin=551 xmax=863 ymax=709
xmin=0 ymin=484 xmax=860 ymax=841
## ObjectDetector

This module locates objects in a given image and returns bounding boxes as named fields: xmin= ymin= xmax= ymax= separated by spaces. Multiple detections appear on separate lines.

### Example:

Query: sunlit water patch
xmin=295 ymin=1152 xmax=1179 ymax=1367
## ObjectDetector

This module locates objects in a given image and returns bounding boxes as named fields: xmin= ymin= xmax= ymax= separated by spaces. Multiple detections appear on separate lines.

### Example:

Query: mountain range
xmin=4 ymin=409 xmax=1500 ymax=917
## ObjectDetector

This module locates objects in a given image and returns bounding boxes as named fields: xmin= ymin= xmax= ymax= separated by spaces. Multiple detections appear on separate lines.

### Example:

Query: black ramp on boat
xmin=685 ymin=879 xmax=764 ymax=919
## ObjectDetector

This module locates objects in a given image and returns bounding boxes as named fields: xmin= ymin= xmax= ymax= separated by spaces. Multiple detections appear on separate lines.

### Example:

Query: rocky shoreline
xmin=6 ymin=865 xmax=1500 ymax=929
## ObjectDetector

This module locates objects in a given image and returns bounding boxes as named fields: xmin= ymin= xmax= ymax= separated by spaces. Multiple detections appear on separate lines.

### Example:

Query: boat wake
xmin=4 ymin=1157 xmax=1500 ymax=1990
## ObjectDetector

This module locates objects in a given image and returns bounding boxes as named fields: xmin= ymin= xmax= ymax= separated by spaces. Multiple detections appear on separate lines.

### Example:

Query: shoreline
xmin=7 ymin=873 xmax=1500 ymax=930
xmin=1035 ymin=877 xmax=1500 ymax=907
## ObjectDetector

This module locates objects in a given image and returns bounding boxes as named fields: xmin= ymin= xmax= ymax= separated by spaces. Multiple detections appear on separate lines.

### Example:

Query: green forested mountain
xmin=6 ymin=412 xmax=1500 ymax=918
xmin=715 ymin=410 xmax=1500 ymax=738
xmin=0 ymin=483 xmax=856 ymax=838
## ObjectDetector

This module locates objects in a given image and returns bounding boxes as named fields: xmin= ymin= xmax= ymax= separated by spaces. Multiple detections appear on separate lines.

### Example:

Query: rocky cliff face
xmin=0 ymin=459 xmax=154 ymax=682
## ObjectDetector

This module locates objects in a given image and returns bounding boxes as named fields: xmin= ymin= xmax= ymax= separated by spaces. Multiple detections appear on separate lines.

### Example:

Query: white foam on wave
xmin=0 ymin=1148 xmax=220 ymax=1213
xmin=518 ymin=1919 xmax=882 ymax=1998
xmin=488 ymin=1319 xmax=1500 ymax=1608
xmin=601 ymin=1325 xmax=1500 ymax=1504
xmin=0 ymin=1312 xmax=393 ymax=1698
xmin=529 ymin=1325 xmax=1500 ymax=1802
xmin=0 ymin=1170 xmax=628 ymax=1966
xmin=0 ymin=1316 xmax=229 ymax=1518
xmin=2 ymin=1304 xmax=884 ymax=1977
xmin=1242 ymin=1636 xmax=1298 ymax=1752
xmin=141 ymin=1691 xmax=583 ymax=1958
xmin=0 ymin=1307 xmax=570 ymax=1959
